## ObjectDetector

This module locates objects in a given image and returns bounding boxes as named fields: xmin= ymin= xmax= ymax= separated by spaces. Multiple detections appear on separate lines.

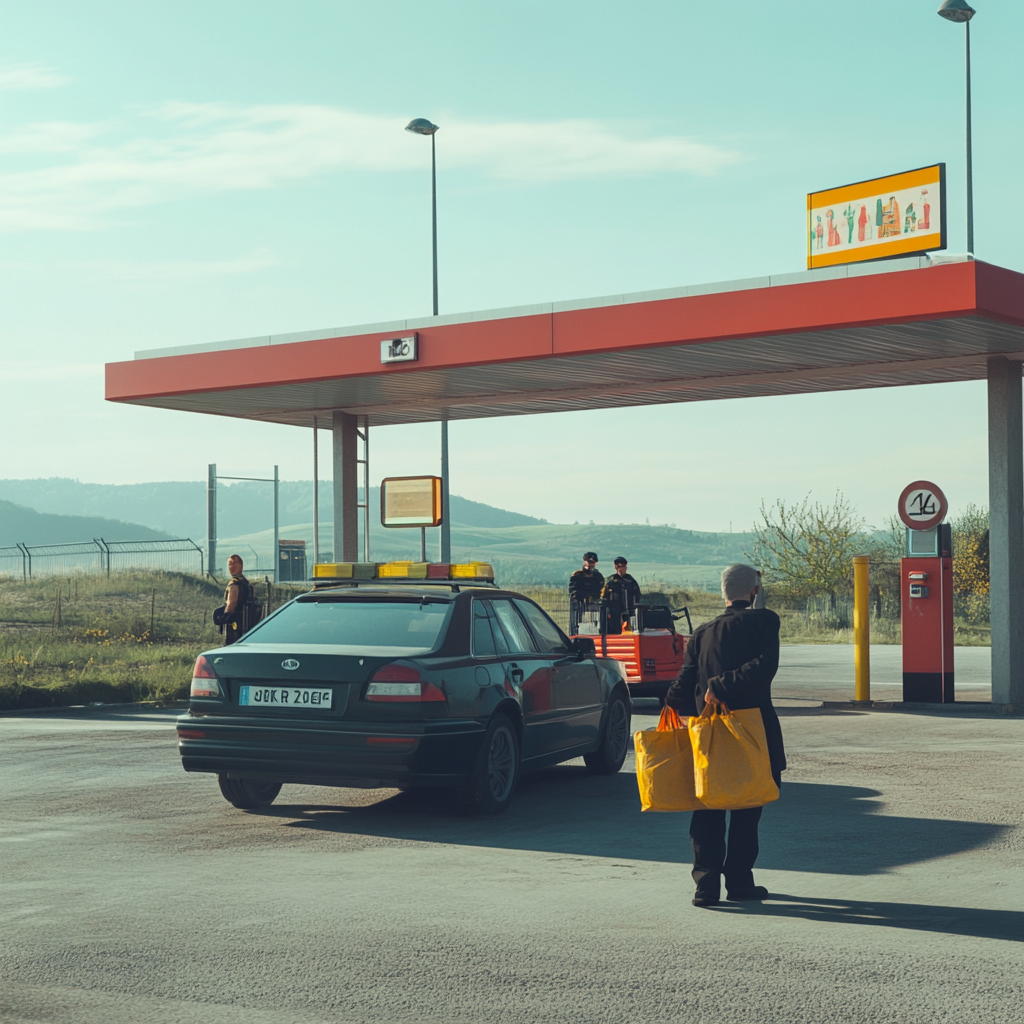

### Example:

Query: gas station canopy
xmin=106 ymin=256 xmax=1024 ymax=428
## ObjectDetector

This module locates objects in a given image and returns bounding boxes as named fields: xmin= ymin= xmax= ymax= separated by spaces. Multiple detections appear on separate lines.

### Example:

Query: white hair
xmin=721 ymin=563 xmax=760 ymax=602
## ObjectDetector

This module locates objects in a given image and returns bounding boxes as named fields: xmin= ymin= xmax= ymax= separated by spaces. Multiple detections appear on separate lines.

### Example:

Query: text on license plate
xmin=238 ymin=685 xmax=333 ymax=709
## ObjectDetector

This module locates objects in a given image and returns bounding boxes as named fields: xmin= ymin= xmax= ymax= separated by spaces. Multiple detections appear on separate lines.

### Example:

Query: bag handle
xmin=657 ymin=706 xmax=685 ymax=731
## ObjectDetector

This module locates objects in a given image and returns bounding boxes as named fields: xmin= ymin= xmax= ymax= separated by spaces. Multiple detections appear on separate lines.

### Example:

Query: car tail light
xmin=366 ymin=663 xmax=445 ymax=702
xmin=177 ymin=728 xmax=206 ymax=740
xmin=190 ymin=655 xmax=222 ymax=698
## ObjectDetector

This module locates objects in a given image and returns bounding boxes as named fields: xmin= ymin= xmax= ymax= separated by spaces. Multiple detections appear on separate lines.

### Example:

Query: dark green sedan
xmin=177 ymin=583 xmax=632 ymax=814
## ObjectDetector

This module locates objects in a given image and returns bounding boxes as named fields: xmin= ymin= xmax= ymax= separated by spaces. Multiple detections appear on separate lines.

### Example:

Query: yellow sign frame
xmin=807 ymin=164 xmax=946 ymax=270
xmin=380 ymin=476 xmax=443 ymax=528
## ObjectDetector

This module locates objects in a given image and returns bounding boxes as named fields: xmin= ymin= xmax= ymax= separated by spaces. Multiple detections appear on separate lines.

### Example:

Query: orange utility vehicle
xmin=573 ymin=604 xmax=692 ymax=704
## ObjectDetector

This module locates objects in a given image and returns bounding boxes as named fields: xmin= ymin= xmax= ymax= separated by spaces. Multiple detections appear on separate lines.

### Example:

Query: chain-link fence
xmin=0 ymin=538 xmax=204 ymax=579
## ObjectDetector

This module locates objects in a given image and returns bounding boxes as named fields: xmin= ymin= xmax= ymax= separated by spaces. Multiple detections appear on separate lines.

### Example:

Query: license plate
xmin=238 ymin=685 xmax=333 ymax=709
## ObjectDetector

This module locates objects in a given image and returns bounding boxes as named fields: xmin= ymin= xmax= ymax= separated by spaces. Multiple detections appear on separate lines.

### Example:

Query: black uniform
xmin=568 ymin=568 xmax=604 ymax=635
xmin=600 ymin=572 xmax=641 ymax=634
xmin=665 ymin=601 xmax=785 ymax=899
xmin=222 ymin=574 xmax=252 ymax=646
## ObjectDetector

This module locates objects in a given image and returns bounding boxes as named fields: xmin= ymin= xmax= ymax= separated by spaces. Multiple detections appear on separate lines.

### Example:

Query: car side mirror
xmin=571 ymin=636 xmax=596 ymax=659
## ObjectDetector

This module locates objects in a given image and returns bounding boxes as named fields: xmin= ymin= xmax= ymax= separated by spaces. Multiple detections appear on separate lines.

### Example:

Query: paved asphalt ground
xmin=1 ymin=648 xmax=1019 ymax=1024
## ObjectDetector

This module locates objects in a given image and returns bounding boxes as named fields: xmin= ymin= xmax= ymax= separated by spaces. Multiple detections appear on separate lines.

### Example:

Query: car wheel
xmin=457 ymin=714 xmax=520 ymax=815
xmin=217 ymin=775 xmax=283 ymax=809
xmin=584 ymin=690 xmax=631 ymax=775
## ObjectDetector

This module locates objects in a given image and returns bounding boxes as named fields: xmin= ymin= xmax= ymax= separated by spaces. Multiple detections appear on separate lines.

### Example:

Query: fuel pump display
xmin=897 ymin=480 xmax=954 ymax=703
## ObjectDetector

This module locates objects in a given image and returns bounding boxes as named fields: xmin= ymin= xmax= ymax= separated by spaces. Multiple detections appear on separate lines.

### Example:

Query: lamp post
xmin=405 ymin=117 xmax=451 ymax=563
xmin=938 ymin=0 xmax=976 ymax=255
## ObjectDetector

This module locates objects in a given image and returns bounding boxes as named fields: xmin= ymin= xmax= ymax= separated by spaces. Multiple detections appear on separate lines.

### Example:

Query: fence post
xmin=853 ymin=555 xmax=871 ymax=703
xmin=17 ymin=543 xmax=32 ymax=579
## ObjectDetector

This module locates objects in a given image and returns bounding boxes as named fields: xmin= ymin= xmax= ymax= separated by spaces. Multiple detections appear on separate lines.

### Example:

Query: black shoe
xmin=726 ymin=885 xmax=768 ymax=901
xmin=692 ymin=890 xmax=720 ymax=907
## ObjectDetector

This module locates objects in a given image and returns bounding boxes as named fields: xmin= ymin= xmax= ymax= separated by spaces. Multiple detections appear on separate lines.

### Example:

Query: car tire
xmin=457 ymin=714 xmax=520 ymax=815
xmin=217 ymin=775 xmax=283 ymax=809
xmin=584 ymin=690 xmax=631 ymax=775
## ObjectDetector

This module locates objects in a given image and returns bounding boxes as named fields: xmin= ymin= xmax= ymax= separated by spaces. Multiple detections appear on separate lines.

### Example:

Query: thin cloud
xmin=70 ymin=249 xmax=280 ymax=281
xmin=0 ymin=103 xmax=741 ymax=232
xmin=0 ymin=64 xmax=71 ymax=90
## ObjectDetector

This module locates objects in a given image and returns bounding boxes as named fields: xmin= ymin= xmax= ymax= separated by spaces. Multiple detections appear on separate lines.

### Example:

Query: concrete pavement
xmin=0 ymin=702 xmax=1020 ymax=1023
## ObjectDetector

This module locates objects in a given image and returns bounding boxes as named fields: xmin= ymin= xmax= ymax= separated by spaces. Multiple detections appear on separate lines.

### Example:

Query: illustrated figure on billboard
xmin=857 ymin=203 xmax=869 ymax=242
xmin=919 ymin=189 xmax=931 ymax=231
xmin=880 ymin=196 xmax=901 ymax=238
xmin=903 ymin=202 xmax=917 ymax=234
xmin=826 ymin=209 xmax=842 ymax=247
xmin=814 ymin=216 xmax=823 ymax=249
xmin=842 ymin=204 xmax=857 ymax=244
xmin=876 ymin=198 xmax=884 ymax=235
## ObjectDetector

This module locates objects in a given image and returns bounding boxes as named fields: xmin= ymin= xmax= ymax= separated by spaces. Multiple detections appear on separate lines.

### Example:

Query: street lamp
xmin=405 ymin=117 xmax=450 ymax=562
xmin=937 ymin=0 xmax=976 ymax=255
xmin=404 ymin=118 xmax=440 ymax=316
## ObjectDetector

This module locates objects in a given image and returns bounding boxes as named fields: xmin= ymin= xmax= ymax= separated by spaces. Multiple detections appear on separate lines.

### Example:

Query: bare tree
xmin=749 ymin=492 xmax=865 ymax=606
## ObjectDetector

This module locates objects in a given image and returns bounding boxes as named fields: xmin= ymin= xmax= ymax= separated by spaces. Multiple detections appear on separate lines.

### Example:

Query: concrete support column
xmin=332 ymin=412 xmax=359 ymax=562
xmin=987 ymin=357 xmax=1024 ymax=706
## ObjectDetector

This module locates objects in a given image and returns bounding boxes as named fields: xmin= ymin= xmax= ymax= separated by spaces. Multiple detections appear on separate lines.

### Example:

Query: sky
xmin=1 ymin=0 xmax=1021 ymax=534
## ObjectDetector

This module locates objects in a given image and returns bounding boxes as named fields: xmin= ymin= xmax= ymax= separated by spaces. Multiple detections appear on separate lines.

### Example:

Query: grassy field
xmin=0 ymin=571 xmax=306 ymax=711
xmin=0 ymin=570 xmax=987 ymax=711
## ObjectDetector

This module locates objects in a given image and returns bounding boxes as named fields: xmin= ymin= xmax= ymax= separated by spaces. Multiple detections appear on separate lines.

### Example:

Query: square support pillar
xmin=332 ymin=412 xmax=359 ymax=562
xmin=987 ymin=357 xmax=1024 ymax=706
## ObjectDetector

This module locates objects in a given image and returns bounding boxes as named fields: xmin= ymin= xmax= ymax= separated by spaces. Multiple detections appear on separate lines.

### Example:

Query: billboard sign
xmin=381 ymin=476 xmax=442 ymax=527
xmin=807 ymin=164 xmax=945 ymax=270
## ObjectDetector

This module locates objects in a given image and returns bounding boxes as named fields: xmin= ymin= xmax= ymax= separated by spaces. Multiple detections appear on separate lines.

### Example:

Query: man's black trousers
xmin=689 ymin=777 xmax=781 ymax=896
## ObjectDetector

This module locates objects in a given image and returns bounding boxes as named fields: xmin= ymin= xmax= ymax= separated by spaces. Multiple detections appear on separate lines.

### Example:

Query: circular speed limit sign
xmin=898 ymin=480 xmax=948 ymax=531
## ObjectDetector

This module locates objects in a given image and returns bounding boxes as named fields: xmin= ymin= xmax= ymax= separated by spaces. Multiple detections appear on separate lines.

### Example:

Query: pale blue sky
xmin=1 ymin=0 xmax=1021 ymax=531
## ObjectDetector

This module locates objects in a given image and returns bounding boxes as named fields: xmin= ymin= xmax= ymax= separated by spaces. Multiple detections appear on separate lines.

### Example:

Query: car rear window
xmin=240 ymin=599 xmax=452 ymax=649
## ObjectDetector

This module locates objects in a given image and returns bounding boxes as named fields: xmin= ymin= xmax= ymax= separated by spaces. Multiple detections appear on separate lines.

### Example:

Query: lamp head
xmin=937 ymin=0 xmax=976 ymax=22
xmin=405 ymin=118 xmax=439 ymax=136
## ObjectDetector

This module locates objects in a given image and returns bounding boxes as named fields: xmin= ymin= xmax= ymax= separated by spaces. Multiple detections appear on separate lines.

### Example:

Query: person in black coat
xmin=568 ymin=552 xmax=604 ymax=634
xmin=665 ymin=564 xmax=784 ymax=908
xmin=600 ymin=557 xmax=642 ymax=634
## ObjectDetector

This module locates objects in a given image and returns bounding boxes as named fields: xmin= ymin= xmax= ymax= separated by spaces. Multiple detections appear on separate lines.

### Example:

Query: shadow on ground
xmin=709 ymin=893 xmax=1022 ymax=942
xmin=257 ymin=768 xmax=1009 ymax=879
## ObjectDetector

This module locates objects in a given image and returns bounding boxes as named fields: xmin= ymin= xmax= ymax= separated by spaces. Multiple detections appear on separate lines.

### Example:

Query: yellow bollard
xmin=852 ymin=554 xmax=871 ymax=702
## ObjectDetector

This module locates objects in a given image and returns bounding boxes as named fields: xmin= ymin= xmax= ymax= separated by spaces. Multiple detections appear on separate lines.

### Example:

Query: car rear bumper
xmin=177 ymin=713 xmax=485 ymax=789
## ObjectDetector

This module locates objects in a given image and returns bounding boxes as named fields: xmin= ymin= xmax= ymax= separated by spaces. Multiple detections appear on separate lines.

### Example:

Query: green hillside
xmin=220 ymin=520 xmax=753 ymax=587
xmin=0 ymin=500 xmax=172 ymax=547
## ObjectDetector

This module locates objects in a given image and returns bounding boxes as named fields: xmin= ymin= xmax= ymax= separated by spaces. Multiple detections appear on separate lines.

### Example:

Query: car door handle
xmin=508 ymin=664 xmax=525 ymax=684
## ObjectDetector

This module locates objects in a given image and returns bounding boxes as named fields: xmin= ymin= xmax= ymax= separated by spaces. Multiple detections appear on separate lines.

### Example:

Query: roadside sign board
xmin=807 ymin=164 xmax=945 ymax=270
xmin=898 ymin=480 xmax=948 ymax=531
xmin=381 ymin=476 xmax=442 ymax=527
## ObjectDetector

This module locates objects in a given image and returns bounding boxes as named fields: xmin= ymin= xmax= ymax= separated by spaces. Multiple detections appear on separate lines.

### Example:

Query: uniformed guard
xmin=601 ymin=556 xmax=642 ymax=635
xmin=568 ymin=551 xmax=604 ymax=635
xmin=219 ymin=553 xmax=253 ymax=645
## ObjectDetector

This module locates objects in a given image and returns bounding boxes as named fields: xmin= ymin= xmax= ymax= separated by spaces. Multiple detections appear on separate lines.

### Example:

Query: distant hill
xmin=219 ymin=519 xmax=754 ymax=587
xmin=0 ymin=500 xmax=173 ymax=547
xmin=0 ymin=478 xmax=546 ymax=538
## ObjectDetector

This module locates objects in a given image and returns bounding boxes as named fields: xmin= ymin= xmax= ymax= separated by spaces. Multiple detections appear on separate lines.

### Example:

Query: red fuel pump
xmin=898 ymin=480 xmax=954 ymax=703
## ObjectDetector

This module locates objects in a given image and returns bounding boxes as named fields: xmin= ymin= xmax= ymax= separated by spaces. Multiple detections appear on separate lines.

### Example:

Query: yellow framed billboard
xmin=807 ymin=164 xmax=945 ymax=269
xmin=380 ymin=476 xmax=443 ymax=527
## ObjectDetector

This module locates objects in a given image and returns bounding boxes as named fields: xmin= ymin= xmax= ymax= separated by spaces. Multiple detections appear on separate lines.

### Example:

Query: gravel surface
xmin=1 ymin=705 xmax=1020 ymax=1023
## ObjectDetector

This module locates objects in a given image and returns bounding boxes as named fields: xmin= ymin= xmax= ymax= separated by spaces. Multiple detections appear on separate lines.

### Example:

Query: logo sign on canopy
xmin=381 ymin=476 xmax=442 ymax=527
xmin=807 ymin=164 xmax=946 ymax=270
xmin=898 ymin=480 xmax=948 ymax=531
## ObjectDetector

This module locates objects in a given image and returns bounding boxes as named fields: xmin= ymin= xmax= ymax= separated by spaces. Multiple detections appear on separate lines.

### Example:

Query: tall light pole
xmin=405 ymin=117 xmax=451 ymax=563
xmin=938 ymin=0 xmax=976 ymax=255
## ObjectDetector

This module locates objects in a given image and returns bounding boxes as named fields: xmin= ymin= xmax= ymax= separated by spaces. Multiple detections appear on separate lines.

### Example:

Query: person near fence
xmin=220 ymin=553 xmax=253 ymax=645
xmin=568 ymin=552 xmax=604 ymax=635
xmin=600 ymin=557 xmax=642 ymax=635
xmin=664 ymin=562 xmax=785 ymax=908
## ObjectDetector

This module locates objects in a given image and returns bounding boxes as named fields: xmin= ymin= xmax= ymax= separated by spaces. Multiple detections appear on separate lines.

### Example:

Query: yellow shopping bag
xmin=689 ymin=705 xmax=779 ymax=810
xmin=635 ymin=706 xmax=707 ymax=812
